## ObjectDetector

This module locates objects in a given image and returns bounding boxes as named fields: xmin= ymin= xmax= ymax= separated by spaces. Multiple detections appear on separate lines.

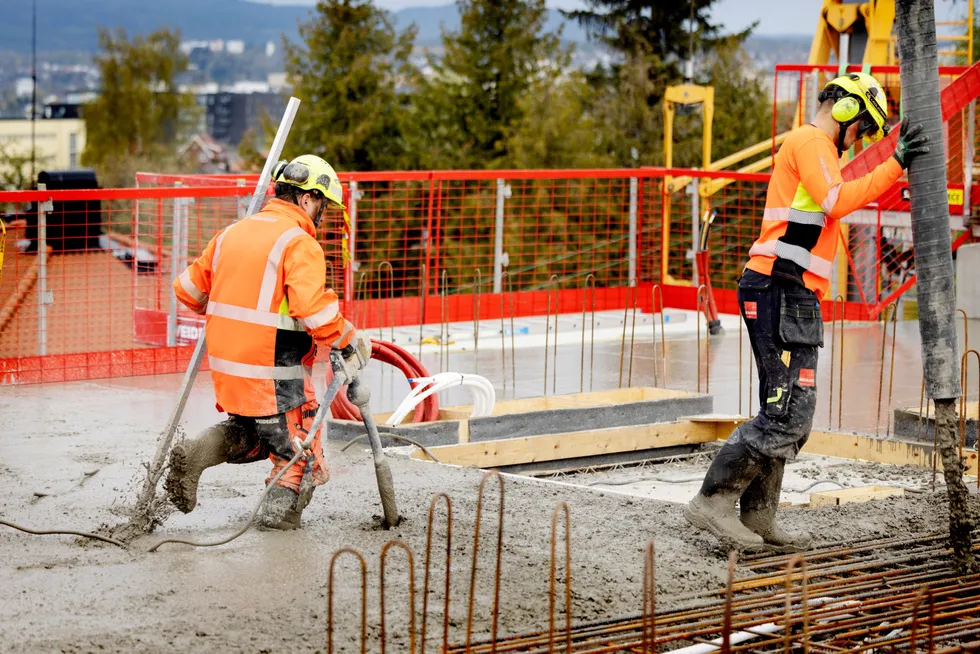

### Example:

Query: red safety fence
xmin=0 ymin=164 xmax=973 ymax=385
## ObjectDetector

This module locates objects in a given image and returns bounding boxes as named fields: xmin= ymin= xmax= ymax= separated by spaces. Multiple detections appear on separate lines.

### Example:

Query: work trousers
xmin=221 ymin=399 xmax=329 ymax=493
xmin=733 ymin=270 xmax=823 ymax=460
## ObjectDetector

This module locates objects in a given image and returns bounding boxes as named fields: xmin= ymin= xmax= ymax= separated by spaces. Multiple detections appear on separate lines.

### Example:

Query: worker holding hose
xmin=165 ymin=154 xmax=371 ymax=530
xmin=684 ymin=73 xmax=930 ymax=552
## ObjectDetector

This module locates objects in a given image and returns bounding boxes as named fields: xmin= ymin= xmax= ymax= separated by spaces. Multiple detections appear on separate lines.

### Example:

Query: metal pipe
xmin=36 ymin=184 xmax=51 ymax=355
xmin=421 ymin=493 xmax=452 ymax=654
xmin=379 ymin=540 xmax=416 ymax=654
xmin=835 ymin=295 xmax=845 ymax=430
xmin=546 ymin=274 xmax=559 ymax=396
xmin=652 ymin=285 xmax=666 ymax=388
xmin=581 ymin=274 xmax=596 ymax=393
xmin=493 ymin=179 xmax=508 ymax=293
xmin=442 ymin=269 xmax=449 ymax=374
xmin=876 ymin=303 xmax=897 ymax=435
xmin=419 ymin=262 xmax=426 ymax=361
xmin=642 ymin=542 xmax=656 ymax=653
xmin=627 ymin=281 xmax=638 ymax=388
xmin=548 ymin=503 xmax=572 ymax=654
xmin=628 ymin=177 xmax=638 ymax=284
xmin=465 ymin=471 xmax=505 ymax=652
xmin=328 ymin=548 xmax=368 ymax=654
xmin=474 ymin=268 xmax=482 ymax=375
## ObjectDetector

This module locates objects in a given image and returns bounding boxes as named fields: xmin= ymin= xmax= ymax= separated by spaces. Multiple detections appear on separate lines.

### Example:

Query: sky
xmin=255 ymin=0 xmax=826 ymax=36
xmin=255 ymin=0 xmax=970 ymax=37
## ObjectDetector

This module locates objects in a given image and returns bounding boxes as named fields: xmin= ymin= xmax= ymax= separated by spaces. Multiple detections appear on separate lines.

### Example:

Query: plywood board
xmin=410 ymin=421 xmax=718 ymax=467
xmin=810 ymin=486 xmax=905 ymax=506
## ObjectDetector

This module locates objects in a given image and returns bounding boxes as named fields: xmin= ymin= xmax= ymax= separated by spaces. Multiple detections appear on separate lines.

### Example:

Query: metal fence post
xmin=628 ymin=177 xmax=638 ymax=285
xmin=965 ymin=99 xmax=975 ymax=222
xmin=36 ymin=184 xmax=53 ymax=356
xmin=167 ymin=184 xmax=184 ymax=347
xmin=493 ymin=179 xmax=511 ymax=293
xmin=349 ymin=180 xmax=361 ymax=267
xmin=689 ymin=178 xmax=700 ymax=287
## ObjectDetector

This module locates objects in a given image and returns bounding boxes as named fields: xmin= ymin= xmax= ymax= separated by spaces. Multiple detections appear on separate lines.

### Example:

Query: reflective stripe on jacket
xmin=172 ymin=198 xmax=352 ymax=416
xmin=744 ymin=124 xmax=903 ymax=297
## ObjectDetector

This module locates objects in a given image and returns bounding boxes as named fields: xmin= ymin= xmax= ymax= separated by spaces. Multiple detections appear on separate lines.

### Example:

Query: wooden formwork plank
xmin=434 ymin=387 xmax=698 ymax=421
xmin=689 ymin=415 xmax=980 ymax=478
xmin=410 ymin=421 xmax=718 ymax=467
xmin=810 ymin=486 xmax=906 ymax=506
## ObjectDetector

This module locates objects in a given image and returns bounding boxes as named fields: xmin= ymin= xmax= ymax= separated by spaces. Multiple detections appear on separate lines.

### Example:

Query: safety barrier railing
xmin=0 ymin=165 xmax=970 ymax=387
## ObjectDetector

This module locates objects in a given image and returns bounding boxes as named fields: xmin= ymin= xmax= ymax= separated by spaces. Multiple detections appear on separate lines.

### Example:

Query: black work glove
xmin=892 ymin=116 xmax=929 ymax=169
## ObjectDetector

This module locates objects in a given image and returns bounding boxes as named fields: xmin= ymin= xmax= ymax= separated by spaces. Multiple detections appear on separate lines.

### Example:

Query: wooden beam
xmin=810 ymin=486 xmax=905 ymax=506
xmin=410 ymin=421 xmax=719 ymax=468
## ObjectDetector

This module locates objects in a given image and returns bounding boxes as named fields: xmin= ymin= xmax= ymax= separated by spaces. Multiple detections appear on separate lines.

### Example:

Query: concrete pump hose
xmin=327 ymin=338 xmax=439 ymax=423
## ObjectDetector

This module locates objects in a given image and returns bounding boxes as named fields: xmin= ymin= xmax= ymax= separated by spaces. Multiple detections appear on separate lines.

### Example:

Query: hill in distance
xmin=1 ymin=0 xmax=589 ymax=53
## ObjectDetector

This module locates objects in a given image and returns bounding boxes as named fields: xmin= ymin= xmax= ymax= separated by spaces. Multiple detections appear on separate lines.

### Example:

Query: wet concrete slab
xmin=1 ymin=312 xmax=978 ymax=651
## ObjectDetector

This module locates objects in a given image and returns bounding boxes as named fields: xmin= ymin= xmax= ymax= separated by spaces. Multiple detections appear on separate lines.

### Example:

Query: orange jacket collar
xmin=260 ymin=198 xmax=317 ymax=238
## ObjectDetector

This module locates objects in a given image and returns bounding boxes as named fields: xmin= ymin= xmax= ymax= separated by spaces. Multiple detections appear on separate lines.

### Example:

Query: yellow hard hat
xmin=272 ymin=154 xmax=345 ymax=208
xmin=822 ymin=72 xmax=890 ymax=144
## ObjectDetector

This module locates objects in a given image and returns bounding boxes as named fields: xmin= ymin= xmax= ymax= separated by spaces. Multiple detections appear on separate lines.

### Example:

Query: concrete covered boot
xmin=165 ymin=421 xmax=259 ymax=513
xmin=740 ymin=457 xmax=812 ymax=553
xmin=684 ymin=440 xmax=766 ymax=550
xmin=257 ymin=485 xmax=305 ymax=531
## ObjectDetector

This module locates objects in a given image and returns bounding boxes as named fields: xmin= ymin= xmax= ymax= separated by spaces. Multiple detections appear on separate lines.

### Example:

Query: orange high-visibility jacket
xmin=173 ymin=198 xmax=354 ymax=417
xmin=744 ymin=124 xmax=903 ymax=297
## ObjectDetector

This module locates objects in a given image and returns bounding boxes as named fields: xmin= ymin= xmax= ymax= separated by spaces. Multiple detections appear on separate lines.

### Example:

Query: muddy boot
xmin=165 ymin=421 xmax=258 ymax=513
xmin=684 ymin=440 xmax=766 ymax=550
xmin=257 ymin=485 xmax=303 ymax=531
xmin=741 ymin=457 xmax=812 ymax=553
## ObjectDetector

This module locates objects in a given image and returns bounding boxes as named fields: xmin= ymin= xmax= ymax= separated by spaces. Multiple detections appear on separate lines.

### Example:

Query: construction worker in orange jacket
xmin=165 ymin=154 xmax=371 ymax=530
xmin=685 ymin=73 xmax=930 ymax=551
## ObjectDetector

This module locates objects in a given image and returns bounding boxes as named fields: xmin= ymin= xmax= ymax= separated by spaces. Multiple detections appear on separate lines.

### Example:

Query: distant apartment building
xmin=0 ymin=114 xmax=86 ymax=178
xmin=204 ymin=91 xmax=286 ymax=147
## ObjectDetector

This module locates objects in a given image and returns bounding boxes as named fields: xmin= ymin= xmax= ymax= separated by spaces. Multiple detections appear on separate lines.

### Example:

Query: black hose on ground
xmin=896 ymin=0 xmax=975 ymax=573
xmin=0 ymin=518 xmax=127 ymax=548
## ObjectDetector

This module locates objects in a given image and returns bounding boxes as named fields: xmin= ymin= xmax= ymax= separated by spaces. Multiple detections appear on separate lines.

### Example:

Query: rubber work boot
xmin=740 ymin=457 xmax=812 ymax=553
xmin=257 ymin=485 xmax=305 ymax=531
xmin=684 ymin=440 xmax=766 ymax=551
xmin=165 ymin=421 xmax=258 ymax=513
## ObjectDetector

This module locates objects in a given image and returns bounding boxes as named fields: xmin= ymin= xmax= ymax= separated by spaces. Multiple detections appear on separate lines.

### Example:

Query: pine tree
xmin=81 ymin=28 xmax=197 ymax=186
xmin=282 ymin=0 xmax=416 ymax=171
xmin=563 ymin=0 xmax=752 ymax=77
xmin=410 ymin=0 xmax=568 ymax=169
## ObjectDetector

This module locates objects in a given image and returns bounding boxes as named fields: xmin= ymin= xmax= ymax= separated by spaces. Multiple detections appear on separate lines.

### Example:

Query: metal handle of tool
xmin=133 ymin=97 xmax=302 ymax=521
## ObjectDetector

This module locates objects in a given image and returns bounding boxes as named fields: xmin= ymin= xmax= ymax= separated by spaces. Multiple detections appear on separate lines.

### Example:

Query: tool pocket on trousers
xmin=763 ymin=363 xmax=792 ymax=419
xmin=778 ymin=288 xmax=824 ymax=347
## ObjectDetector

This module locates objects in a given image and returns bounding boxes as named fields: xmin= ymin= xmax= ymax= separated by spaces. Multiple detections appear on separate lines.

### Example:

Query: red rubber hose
xmin=325 ymin=338 xmax=439 ymax=423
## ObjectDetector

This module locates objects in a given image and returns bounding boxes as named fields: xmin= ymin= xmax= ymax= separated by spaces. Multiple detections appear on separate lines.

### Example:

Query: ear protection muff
xmin=831 ymin=96 xmax=862 ymax=123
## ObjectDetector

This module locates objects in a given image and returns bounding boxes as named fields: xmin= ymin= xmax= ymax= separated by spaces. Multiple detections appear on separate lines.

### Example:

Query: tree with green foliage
xmin=82 ymin=28 xmax=197 ymax=186
xmin=704 ymin=41 xmax=772 ymax=163
xmin=0 ymin=142 xmax=41 ymax=191
xmin=282 ymin=0 xmax=416 ymax=171
xmin=564 ymin=0 xmax=752 ymax=78
xmin=410 ymin=0 xmax=568 ymax=169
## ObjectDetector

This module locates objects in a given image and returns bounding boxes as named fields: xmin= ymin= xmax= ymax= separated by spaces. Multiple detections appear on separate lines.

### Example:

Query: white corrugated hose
xmin=386 ymin=373 xmax=496 ymax=426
